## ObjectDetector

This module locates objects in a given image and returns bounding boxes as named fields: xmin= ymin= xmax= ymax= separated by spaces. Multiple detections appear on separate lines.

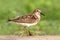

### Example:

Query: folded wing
xmin=10 ymin=14 xmax=38 ymax=23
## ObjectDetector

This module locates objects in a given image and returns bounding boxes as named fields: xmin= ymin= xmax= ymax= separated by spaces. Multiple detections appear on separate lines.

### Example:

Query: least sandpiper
xmin=8 ymin=8 xmax=45 ymax=36
xmin=8 ymin=8 xmax=44 ymax=27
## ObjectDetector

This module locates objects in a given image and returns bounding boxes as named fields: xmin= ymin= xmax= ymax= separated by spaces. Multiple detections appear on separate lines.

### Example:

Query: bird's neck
xmin=34 ymin=12 xmax=40 ymax=19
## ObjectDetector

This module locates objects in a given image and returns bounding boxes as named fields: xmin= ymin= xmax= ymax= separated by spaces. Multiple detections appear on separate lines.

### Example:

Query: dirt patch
xmin=0 ymin=35 xmax=60 ymax=40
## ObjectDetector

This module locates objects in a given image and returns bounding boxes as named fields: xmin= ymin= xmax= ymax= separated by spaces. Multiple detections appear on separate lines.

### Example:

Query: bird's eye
xmin=36 ymin=10 xmax=39 ymax=12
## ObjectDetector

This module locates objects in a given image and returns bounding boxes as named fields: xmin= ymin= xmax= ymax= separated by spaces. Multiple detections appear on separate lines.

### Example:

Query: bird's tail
xmin=8 ymin=19 xmax=12 ymax=22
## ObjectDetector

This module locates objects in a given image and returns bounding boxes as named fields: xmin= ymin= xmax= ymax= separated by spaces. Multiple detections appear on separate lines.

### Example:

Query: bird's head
xmin=33 ymin=8 xmax=45 ymax=16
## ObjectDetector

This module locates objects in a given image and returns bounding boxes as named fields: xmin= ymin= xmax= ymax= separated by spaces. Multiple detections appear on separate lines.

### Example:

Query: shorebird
xmin=8 ymin=8 xmax=45 ymax=36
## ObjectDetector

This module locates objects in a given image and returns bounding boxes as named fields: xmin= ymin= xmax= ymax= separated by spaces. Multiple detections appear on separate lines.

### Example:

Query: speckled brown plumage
xmin=9 ymin=13 xmax=39 ymax=23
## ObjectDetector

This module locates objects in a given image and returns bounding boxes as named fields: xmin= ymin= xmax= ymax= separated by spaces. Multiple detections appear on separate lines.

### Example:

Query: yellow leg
xmin=23 ymin=26 xmax=32 ymax=36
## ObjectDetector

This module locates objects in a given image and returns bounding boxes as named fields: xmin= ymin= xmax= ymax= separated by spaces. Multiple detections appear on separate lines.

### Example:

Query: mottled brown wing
xmin=11 ymin=14 xmax=38 ymax=23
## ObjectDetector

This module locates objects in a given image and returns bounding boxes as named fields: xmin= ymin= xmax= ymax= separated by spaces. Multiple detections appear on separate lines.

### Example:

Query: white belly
xmin=16 ymin=22 xmax=38 ymax=27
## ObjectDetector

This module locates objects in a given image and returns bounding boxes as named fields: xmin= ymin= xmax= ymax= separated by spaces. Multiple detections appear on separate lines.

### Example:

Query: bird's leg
xmin=28 ymin=29 xmax=32 ymax=36
xmin=23 ymin=26 xmax=28 ymax=36
xmin=23 ymin=26 xmax=32 ymax=36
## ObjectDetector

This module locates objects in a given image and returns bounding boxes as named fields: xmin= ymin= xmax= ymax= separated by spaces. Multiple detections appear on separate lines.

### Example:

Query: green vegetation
xmin=0 ymin=0 xmax=60 ymax=35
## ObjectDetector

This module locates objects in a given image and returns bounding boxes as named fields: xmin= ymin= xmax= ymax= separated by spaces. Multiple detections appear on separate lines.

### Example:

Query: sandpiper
xmin=8 ymin=8 xmax=45 ymax=36
xmin=8 ymin=8 xmax=45 ymax=27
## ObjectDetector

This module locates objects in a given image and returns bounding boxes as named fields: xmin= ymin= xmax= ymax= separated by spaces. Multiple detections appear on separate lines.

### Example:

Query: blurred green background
xmin=0 ymin=0 xmax=60 ymax=35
